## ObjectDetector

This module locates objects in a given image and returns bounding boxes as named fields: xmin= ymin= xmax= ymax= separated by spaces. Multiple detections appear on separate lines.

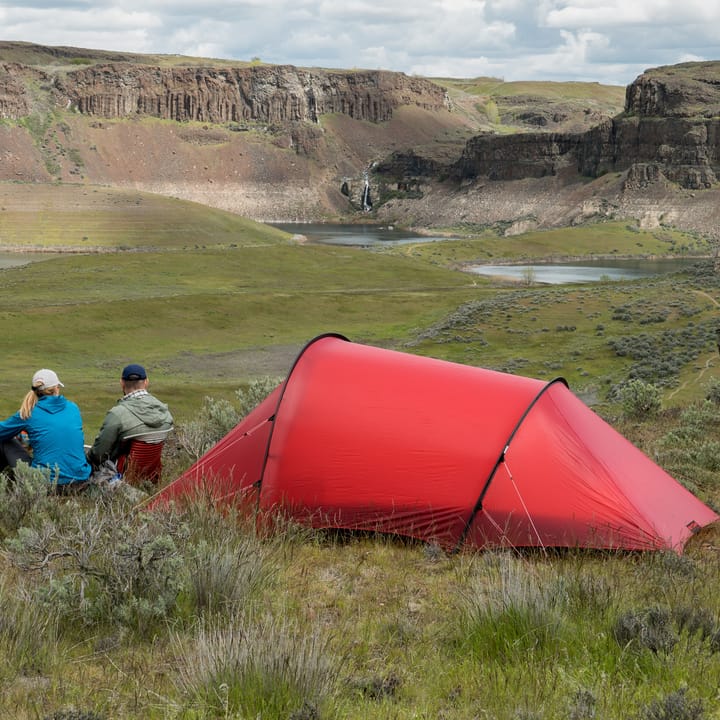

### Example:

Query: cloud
xmin=0 ymin=0 xmax=716 ymax=85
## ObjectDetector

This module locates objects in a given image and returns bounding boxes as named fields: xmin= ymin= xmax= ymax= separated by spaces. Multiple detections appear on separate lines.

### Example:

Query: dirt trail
xmin=667 ymin=289 xmax=719 ymax=399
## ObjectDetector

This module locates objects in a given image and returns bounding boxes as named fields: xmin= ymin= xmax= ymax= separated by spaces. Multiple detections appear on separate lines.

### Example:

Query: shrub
xmin=5 ymin=502 xmax=188 ymax=634
xmin=619 ymin=379 xmax=662 ymax=419
xmin=637 ymin=687 xmax=705 ymax=720
xmin=175 ymin=396 xmax=241 ymax=460
xmin=236 ymin=375 xmax=283 ymax=415
xmin=176 ymin=377 xmax=281 ymax=461
xmin=613 ymin=606 xmax=677 ymax=654
xmin=672 ymin=605 xmax=718 ymax=642
xmin=569 ymin=688 xmax=597 ymax=720
xmin=0 ymin=462 xmax=57 ymax=538
xmin=694 ymin=440 xmax=720 ymax=472
xmin=704 ymin=377 xmax=720 ymax=405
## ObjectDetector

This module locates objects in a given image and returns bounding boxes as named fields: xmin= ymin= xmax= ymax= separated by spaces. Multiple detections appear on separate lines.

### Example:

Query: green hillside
xmin=1 ymin=180 xmax=720 ymax=720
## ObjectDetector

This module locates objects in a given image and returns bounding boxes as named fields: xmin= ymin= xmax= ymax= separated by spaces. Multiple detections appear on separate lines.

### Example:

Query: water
xmin=271 ymin=224 xmax=703 ymax=283
xmin=1 ymin=227 xmax=700 ymax=284
xmin=0 ymin=252 xmax=62 ymax=269
xmin=0 ymin=252 xmax=39 ymax=269
xmin=468 ymin=258 xmax=701 ymax=284
xmin=270 ymin=222 xmax=446 ymax=247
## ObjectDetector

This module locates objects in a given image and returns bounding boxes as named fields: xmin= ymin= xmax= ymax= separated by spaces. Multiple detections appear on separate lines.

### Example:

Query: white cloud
xmin=0 ymin=0 xmax=716 ymax=85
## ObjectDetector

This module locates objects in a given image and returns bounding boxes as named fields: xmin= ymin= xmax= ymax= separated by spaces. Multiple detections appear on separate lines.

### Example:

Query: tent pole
xmin=453 ymin=376 xmax=567 ymax=553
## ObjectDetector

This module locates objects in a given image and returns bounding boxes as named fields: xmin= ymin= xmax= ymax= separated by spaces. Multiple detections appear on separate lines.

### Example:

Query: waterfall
xmin=362 ymin=171 xmax=372 ymax=212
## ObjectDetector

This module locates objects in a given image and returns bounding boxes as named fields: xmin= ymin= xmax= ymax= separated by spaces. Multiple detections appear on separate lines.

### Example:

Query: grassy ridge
xmin=0 ymin=184 xmax=287 ymax=249
xmin=0 ymin=40 xmax=259 ymax=69
xmin=439 ymin=76 xmax=626 ymax=105
xmin=391 ymin=222 xmax=711 ymax=263
xmin=0 ymin=206 xmax=479 ymax=427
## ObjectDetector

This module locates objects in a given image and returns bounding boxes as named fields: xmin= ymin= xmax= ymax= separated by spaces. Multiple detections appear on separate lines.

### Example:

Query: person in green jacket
xmin=87 ymin=363 xmax=173 ymax=470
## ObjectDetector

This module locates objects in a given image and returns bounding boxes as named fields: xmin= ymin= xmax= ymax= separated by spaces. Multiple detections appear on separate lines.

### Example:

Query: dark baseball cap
xmin=121 ymin=363 xmax=147 ymax=381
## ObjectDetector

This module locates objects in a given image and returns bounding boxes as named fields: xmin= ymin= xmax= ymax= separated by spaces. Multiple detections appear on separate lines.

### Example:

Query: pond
xmin=270 ymin=222 xmax=446 ymax=247
xmin=0 ymin=252 xmax=63 ymax=269
xmin=467 ymin=258 xmax=702 ymax=284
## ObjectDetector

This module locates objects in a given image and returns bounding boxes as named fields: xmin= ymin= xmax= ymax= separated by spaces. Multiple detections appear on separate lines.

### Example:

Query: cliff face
xmin=451 ymin=131 xmax=588 ymax=181
xmin=624 ymin=61 xmax=720 ymax=118
xmin=50 ymin=64 xmax=448 ymax=124
xmin=452 ymin=118 xmax=720 ymax=191
xmin=450 ymin=62 xmax=720 ymax=190
xmin=0 ymin=63 xmax=41 ymax=118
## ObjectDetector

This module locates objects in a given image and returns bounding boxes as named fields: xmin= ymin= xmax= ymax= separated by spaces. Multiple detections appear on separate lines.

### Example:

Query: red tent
xmin=152 ymin=333 xmax=718 ymax=552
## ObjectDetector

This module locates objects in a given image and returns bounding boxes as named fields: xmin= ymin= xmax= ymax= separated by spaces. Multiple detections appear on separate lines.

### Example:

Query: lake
xmin=1 ymin=227 xmax=704 ymax=284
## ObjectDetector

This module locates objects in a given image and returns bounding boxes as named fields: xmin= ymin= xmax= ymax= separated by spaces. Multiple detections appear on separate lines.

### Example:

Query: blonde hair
xmin=20 ymin=385 xmax=57 ymax=420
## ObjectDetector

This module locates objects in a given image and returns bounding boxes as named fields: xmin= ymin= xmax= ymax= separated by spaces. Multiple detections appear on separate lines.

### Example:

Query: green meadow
xmin=1 ymin=184 xmax=715 ymax=430
xmin=2 ymin=182 xmax=720 ymax=719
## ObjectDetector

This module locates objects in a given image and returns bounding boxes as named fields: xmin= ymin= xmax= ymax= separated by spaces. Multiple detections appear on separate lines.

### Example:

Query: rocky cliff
xmin=625 ymin=61 xmax=720 ymax=118
xmin=0 ymin=47 xmax=457 ymax=221
xmin=371 ymin=62 xmax=720 ymax=239
xmin=0 ymin=63 xmax=42 ymax=118
xmin=8 ymin=62 xmax=449 ymax=125
xmin=448 ymin=62 xmax=720 ymax=190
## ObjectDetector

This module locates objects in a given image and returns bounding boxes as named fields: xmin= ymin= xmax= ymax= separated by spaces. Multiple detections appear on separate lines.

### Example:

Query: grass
xmin=1 ymin=487 xmax=719 ymax=719
xmin=438 ymin=77 xmax=626 ymax=105
xmin=0 ymin=184 xmax=288 ymax=249
xmin=0 ymin=245 xmax=477 ymax=427
xmin=1 ymin=181 xmax=720 ymax=718
xmin=0 ymin=189 xmax=718 ymax=427
xmin=0 ymin=40 xmax=260 ymax=70
xmin=386 ymin=222 xmax=712 ymax=264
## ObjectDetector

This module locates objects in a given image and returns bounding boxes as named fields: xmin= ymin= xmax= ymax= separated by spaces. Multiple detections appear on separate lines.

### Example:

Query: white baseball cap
xmin=32 ymin=369 xmax=64 ymax=390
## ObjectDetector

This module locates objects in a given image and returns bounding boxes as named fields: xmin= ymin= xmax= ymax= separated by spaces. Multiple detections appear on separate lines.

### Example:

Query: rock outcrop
xmin=48 ymin=64 xmax=448 ymax=125
xmin=624 ymin=61 xmax=720 ymax=118
xmin=0 ymin=63 xmax=41 ymax=118
xmin=448 ymin=62 xmax=720 ymax=190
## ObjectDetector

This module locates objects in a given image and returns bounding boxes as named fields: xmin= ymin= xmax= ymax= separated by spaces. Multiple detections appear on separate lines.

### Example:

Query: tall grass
xmin=0 ymin=577 xmax=59 ymax=679
xmin=175 ymin=612 xmax=340 ymax=718
xmin=0 ymin=471 xmax=718 ymax=717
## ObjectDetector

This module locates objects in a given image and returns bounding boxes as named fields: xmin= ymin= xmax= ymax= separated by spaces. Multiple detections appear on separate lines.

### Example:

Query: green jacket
xmin=88 ymin=392 xmax=173 ymax=466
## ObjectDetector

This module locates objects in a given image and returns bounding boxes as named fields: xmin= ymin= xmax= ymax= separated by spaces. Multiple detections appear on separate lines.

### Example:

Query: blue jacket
xmin=0 ymin=395 xmax=91 ymax=484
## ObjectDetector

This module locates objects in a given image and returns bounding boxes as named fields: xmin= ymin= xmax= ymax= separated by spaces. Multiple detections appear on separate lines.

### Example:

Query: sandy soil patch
xmin=167 ymin=345 xmax=302 ymax=382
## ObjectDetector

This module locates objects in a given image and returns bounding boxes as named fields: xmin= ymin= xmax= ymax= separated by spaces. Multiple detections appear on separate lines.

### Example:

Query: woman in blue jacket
xmin=0 ymin=368 xmax=91 ymax=487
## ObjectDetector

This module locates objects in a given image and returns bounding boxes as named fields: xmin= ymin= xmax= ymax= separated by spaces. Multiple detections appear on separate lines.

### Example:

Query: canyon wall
xmin=449 ymin=62 xmax=720 ymax=190
xmin=44 ymin=64 xmax=448 ymax=125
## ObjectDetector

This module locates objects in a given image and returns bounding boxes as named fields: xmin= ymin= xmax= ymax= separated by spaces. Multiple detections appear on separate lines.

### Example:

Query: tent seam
xmin=453 ymin=376 xmax=568 ymax=553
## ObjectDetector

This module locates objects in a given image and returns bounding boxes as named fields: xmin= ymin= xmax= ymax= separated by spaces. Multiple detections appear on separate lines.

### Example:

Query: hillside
xmin=1 ymin=41 xmax=624 ymax=224
xmin=376 ymin=63 xmax=720 ymax=241
xmin=2 ymin=42 xmax=720 ymax=243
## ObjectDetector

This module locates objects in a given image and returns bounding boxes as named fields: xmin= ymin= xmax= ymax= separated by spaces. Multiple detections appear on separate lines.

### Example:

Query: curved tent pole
xmin=454 ymin=376 xmax=569 ymax=553
xmin=253 ymin=332 xmax=350 ymax=514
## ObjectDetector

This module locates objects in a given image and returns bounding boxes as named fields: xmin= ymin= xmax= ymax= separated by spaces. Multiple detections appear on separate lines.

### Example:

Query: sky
xmin=1 ymin=0 xmax=718 ymax=87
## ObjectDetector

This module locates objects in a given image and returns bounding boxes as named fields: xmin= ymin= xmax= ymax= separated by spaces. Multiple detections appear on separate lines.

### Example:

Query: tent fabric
xmin=152 ymin=333 xmax=718 ymax=553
